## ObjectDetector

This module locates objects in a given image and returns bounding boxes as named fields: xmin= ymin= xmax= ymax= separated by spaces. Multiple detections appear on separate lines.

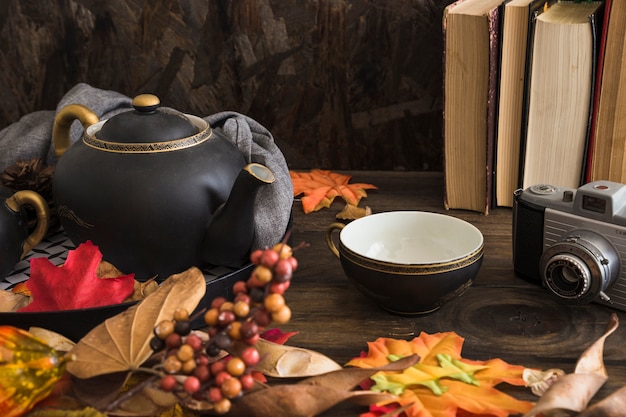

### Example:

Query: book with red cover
xmin=587 ymin=0 xmax=626 ymax=183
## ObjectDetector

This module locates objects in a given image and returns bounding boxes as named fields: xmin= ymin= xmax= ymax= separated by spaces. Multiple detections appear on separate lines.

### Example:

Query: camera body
xmin=513 ymin=181 xmax=626 ymax=310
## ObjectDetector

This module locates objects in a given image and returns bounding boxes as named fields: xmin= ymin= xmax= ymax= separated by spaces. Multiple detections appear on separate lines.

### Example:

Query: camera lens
xmin=559 ymin=265 xmax=581 ymax=284
xmin=540 ymin=231 xmax=618 ymax=304
xmin=543 ymin=253 xmax=590 ymax=297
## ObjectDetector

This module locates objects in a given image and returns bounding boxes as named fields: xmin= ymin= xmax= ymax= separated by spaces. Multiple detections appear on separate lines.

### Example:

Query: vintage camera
xmin=513 ymin=181 xmax=626 ymax=311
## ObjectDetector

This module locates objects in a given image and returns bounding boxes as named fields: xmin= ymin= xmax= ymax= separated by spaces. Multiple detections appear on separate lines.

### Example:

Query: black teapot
xmin=0 ymin=188 xmax=49 ymax=278
xmin=52 ymin=94 xmax=275 ymax=280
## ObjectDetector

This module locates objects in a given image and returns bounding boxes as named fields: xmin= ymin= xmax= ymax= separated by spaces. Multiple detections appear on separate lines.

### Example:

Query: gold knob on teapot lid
xmin=132 ymin=94 xmax=160 ymax=113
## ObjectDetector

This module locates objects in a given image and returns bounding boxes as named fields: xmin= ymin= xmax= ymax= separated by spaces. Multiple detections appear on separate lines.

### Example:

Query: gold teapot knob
xmin=132 ymin=94 xmax=160 ymax=112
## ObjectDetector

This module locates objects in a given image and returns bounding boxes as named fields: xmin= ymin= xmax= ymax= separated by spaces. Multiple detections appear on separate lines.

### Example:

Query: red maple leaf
xmin=261 ymin=328 xmax=299 ymax=345
xmin=19 ymin=241 xmax=135 ymax=312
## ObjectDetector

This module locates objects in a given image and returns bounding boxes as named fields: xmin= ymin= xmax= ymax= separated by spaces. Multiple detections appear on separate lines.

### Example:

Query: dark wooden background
xmin=0 ymin=0 xmax=453 ymax=171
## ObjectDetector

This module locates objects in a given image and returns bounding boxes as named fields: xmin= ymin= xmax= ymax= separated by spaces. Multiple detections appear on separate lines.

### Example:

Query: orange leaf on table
xmin=18 ymin=241 xmax=135 ymax=313
xmin=290 ymin=169 xmax=377 ymax=213
xmin=347 ymin=332 xmax=533 ymax=417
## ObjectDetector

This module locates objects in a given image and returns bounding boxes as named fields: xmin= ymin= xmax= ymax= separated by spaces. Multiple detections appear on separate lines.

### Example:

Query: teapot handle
xmin=6 ymin=190 xmax=50 ymax=258
xmin=53 ymin=104 xmax=100 ymax=158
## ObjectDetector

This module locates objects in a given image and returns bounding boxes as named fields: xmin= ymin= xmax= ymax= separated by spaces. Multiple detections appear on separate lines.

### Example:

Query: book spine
xmin=486 ymin=5 xmax=502 ymax=214
xmin=517 ymin=1 xmax=550 ymax=190
xmin=580 ymin=4 xmax=605 ymax=185
xmin=441 ymin=0 xmax=466 ymax=211
xmin=585 ymin=0 xmax=611 ymax=183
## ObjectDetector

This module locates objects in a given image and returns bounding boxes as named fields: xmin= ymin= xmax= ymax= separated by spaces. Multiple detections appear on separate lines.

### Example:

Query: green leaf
xmin=436 ymin=353 xmax=487 ymax=386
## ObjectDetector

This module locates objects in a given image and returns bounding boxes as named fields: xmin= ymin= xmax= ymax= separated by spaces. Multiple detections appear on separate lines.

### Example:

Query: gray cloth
xmin=0 ymin=83 xmax=293 ymax=252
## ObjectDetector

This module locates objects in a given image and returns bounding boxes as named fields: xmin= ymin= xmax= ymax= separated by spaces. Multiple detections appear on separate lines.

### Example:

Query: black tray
xmin=0 ymin=228 xmax=254 ymax=342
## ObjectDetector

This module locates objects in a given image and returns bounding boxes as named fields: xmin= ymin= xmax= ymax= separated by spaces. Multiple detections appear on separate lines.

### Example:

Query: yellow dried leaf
xmin=66 ymin=267 xmax=206 ymax=379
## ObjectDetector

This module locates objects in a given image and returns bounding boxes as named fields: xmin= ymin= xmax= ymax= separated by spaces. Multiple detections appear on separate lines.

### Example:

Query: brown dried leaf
xmin=97 ymin=261 xmax=127 ymax=278
xmin=71 ymin=372 xmax=129 ymax=411
xmin=523 ymin=313 xmax=619 ymax=417
xmin=125 ymin=278 xmax=159 ymax=302
xmin=228 ymin=354 xmax=419 ymax=417
xmin=106 ymin=381 xmax=179 ymax=416
xmin=255 ymin=338 xmax=343 ymax=378
xmin=0 ymin=289 xmax=30 ymax=312
xmin=345 ymin=389 xmax=402 ymax=406
xmin=575 ymin=313 xmax=619 ymax=376
xmin=97 ymin=261 xmax=159 ymax=303
xmin=577 ymin=384 xmax=626 ymax=417
xmin=336 ymin=203 xmax=371 ymax=221
xmin=29 ymin=326 xmax=76 ymax=352
xmin=66 ymin=267 xmax=206 ymax=379
xmin=523 ymin=368 xmax=566 ymax=396
xmin=302 ymin=354 xmax=418 ymax=388
xmin=229 ymin=385 xmax=396 ymax=417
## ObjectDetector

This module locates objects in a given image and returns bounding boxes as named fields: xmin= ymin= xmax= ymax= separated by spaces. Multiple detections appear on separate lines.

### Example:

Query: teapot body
xmin=0 ymin=188 xmax=49 ymax=278
xmin=53 ymin=127 xmax=248 ymax=280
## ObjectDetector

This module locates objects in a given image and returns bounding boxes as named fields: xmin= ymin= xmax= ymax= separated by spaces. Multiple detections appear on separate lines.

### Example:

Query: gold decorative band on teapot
xmin=82 ymin=128 xmax=213 ymax=153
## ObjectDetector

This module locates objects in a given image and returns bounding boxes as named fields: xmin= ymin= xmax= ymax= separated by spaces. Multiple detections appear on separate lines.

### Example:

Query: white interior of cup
xmin=340 ymin=211 xmax=483 ymax=264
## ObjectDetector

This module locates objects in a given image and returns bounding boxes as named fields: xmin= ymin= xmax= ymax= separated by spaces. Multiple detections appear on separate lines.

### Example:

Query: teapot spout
xmin=201 ymin=163 xmax=275 ymax=267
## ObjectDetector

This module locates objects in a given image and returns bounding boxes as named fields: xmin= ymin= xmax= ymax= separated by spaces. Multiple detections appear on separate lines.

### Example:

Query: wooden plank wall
xmin=0 ymin=0 xmax=451 ymax=171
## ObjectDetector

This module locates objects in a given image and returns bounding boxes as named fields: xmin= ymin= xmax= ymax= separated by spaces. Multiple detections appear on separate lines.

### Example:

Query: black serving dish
xmin=0 ymin=263 xmax=254 ymax=342
xmin=0 ymin=214 xmax=291 ymax=343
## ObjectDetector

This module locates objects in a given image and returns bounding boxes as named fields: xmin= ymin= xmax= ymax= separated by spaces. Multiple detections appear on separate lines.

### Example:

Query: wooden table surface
xmin=278 ymin=170 xmax=626 ymax=416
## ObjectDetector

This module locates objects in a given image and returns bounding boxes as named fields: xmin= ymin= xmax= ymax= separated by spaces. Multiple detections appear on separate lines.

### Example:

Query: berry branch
xmin=145 ymin=242 xmax=300 ymax=414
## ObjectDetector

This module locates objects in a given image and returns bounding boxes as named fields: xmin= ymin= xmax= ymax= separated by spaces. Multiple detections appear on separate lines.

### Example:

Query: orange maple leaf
xmin=346 ymin=332 xmax=534 ymax=417
xmin=290 ymin=169 xmax=377 ymax=213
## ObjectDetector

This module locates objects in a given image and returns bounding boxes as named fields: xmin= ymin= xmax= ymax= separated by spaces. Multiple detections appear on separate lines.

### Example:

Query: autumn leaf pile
xmin=347 ymin=332 xmax=533 ymax=417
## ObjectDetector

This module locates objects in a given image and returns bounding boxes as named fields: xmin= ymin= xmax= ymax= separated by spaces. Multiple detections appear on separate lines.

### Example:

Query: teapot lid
xmin=96 ymin=94 xmax=199 ymax=143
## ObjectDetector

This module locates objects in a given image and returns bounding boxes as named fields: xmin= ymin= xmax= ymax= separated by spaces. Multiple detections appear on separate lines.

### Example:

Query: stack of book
xmin=443 ymin=0 xmax=624 ymax=213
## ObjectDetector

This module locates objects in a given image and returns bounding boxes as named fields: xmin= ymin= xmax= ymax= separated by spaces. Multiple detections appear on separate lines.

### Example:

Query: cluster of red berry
xmin=150 ymin=243 xmax=297 ymax=414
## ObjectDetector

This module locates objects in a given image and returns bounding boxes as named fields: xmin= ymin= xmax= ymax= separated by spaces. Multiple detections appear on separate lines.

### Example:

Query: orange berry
xmin=227 ymin=321 xmax=242 ymax=340
xmin=204 ymin=308 xmax=219 ymax=326
xmin=219 ymin=301 xmax=234 ymax=312
xmin=163 ymin=355 xmax=182 ymax=374
xmin=273 ymin=243 xmax=293 ymax=259
xmin=226 ymin=357 xmax=246 ymax=376
xmin=233 ymin=300 xmax=250 ymax=318
xmin=213 ymin=398 xmax=231 ymax=414
xmin=177 ymin=344 xmax=195 ymax=362
xmin=264 ymin=293 xmax=285 ymax=313
xmin=181 ymin=358 xmax=197 ymax=374
xmin=221 ymin=376 xmax=242 ymax=399
xmin=173 ymin=308 xmax=190 ymax=321
xmin=253 ymin=265 xmax=273 ymax=283
xmin=272 ymin=305 xmax=292 ymax=324
xmin=154 ymin=320 xmax=175 ymax=340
